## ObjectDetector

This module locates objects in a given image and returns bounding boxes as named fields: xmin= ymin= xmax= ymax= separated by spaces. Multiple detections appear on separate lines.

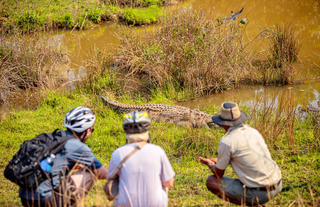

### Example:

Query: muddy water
xmin=61 ymin=23 xmax=120 ymax=68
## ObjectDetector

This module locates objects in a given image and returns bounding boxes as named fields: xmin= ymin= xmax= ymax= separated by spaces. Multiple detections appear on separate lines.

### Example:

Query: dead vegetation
xmin=0 ymin=34 xmax=68 ymax=104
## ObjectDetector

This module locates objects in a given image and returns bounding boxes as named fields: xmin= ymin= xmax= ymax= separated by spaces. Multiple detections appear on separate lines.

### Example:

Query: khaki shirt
xmin=215 ymin=124 xmax=281 ymax=188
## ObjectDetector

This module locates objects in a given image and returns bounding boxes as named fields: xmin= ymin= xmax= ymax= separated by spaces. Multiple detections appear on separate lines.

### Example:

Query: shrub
xmin=269 ymin=25 xmax=300 ymax=67
xmin=261 ymin=25 xmax=300 ymax=85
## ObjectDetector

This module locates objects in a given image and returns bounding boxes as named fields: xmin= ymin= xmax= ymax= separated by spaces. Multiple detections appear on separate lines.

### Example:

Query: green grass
xmin=0 ymin=0 xmax=168 ymax=33
xmin=121 ymin=5 xmax=162 ymax=25
xmin=0 ymin=90 xmax=319 ymax=206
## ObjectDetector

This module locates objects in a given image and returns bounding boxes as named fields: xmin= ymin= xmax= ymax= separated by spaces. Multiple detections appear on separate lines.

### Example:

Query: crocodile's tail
xmin=100 ymin=95 xmax=139 ymax=113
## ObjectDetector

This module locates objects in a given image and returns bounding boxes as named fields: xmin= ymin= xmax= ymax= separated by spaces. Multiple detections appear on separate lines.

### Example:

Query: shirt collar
xmin=227 ymin=123 xmax=245 ymax=134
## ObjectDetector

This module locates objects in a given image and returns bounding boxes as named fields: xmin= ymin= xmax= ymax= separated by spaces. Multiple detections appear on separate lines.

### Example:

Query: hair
xmin=67 ymin=128 xmax=86 ymax=139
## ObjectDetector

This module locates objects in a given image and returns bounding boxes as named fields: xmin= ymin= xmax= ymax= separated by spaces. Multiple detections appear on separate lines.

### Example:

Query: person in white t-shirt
xmin=199 ymin=102 xmax=282 ymax=206
xmin=107 ymin=111 xmax=175 ymax=207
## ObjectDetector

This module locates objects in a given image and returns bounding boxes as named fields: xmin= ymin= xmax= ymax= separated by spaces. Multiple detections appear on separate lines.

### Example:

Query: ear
xmin=85 ymin=128 xmax=91 ymax=137
xmin=80 ymin=129 xmax=90 ymax=142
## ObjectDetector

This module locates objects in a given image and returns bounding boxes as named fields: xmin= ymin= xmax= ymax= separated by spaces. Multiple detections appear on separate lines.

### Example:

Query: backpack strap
xmin=53 ymin=128 xmax=67 ymax=137
xmin=50 ymin=129 xmax=73 ymax=155
xmin=109 ymin=142 xmax=147 ymax=180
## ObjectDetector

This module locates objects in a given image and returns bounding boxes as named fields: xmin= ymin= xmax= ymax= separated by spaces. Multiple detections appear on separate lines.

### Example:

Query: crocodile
xmin=100 ymin=95 xmax=216 ymax=128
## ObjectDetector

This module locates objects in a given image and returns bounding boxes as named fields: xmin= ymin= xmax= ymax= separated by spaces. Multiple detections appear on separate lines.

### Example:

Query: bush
xmin=54 ymin=13 xmax=75 ymax=29
xmin=255 ymin=25 xmax=300 ymax=85
xmin=269 ymin=25 xmax=300 ymax=67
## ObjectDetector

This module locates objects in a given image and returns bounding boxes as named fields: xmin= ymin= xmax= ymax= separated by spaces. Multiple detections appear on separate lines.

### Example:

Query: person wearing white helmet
xmin=19 ymin=106 xmax=108 ymax=207
xmin=106 ymin=111 xmax=175 ymax=207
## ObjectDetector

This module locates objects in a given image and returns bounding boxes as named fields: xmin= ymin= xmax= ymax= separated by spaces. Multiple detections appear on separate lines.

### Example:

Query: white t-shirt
xmin=215 ymin=124 xmax=282 ymax=188
xmin=108 ymin=143 xmax=175 ymax=207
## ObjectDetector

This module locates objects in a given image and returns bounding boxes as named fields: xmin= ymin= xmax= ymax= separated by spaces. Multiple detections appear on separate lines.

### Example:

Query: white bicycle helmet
xmin=64 ymin=106 xmax=96 ymax=133
xmin=123 ymin=111 xmax=151 ymax=134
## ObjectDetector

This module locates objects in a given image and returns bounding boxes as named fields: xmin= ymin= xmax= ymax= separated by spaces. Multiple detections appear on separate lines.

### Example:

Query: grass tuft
xmin=0 ymin=34 xmax=68 ymax=104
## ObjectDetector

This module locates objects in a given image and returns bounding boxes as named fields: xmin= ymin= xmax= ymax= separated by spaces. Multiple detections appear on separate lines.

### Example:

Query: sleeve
xmin=107 ymin=150 xmax=121 ymax=179
xmin=67 ymin=142 xmax=102 ymax=170
xmin=92 ymin=157 xmax=103 ymax=170
xmin=160 ymin=148 xmax=175 ymax=182
xmin=215 ymin=142 xmax=231 ymax=170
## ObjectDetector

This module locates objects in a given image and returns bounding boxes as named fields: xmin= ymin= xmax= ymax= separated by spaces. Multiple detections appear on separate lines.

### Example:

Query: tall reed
xmin=267 ymin=25 xmax=300 ymax=84
xmin=249 ymin=91 xmax=301 ymax=152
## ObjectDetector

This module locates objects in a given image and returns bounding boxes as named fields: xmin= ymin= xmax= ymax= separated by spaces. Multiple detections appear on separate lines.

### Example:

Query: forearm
xmin=162 ymin=177 xmax=174 ymax=189
xmin=210 ymin=165 xmax=224 ymax=180
xmin=199 ymin=156 xmax=225 ymax=179
xmin=94 ymin=166 xmax=108 ymax=179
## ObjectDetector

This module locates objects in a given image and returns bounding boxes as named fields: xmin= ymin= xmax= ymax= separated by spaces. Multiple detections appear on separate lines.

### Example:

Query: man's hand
xmin=73 ymin=163 xmax=85 ymax=170
xmin=199 ymin=157 xmax=225 ymax=179
xmin=199 ymin=157 xmax=217 ymax=168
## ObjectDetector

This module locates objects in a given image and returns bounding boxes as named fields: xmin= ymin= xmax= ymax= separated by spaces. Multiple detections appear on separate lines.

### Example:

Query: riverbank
xmin=0 ymin=90 xmax=319 ymax=206
xmin=0 ymin=0 xmax=180 ymax=33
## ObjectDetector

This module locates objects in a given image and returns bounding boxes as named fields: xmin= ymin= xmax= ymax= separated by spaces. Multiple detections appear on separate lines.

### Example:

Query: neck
xmin=71 ymin=130 xmax=86 ymax=142
xmin=126 ymin=131 xmax=149 ymax=144
xmin=222 ymin=125 xmax=230 ymax=131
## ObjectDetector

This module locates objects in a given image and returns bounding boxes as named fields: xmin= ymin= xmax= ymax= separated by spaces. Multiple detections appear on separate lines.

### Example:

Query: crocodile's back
xmin=100 ymin=96 xmax=214 ymax=128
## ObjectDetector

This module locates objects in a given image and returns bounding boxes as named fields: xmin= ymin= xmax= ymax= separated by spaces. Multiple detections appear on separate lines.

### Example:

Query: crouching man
xmin=20 ymin=106 xmax=108 ymax=207
xmin=199 ymin=102 xmax=282 ymax=206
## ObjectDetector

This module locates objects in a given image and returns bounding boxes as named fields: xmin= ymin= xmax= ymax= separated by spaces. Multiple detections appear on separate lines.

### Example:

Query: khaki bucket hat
xmin=212 ymin=102 xmax=248 ymax=127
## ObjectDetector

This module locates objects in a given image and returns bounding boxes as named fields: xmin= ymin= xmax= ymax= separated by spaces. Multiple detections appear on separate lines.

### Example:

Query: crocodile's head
xmin=202 ymin=116 xmax=219 ymax=129
xmin=207 ymin=120 xmax=220 ymax=129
